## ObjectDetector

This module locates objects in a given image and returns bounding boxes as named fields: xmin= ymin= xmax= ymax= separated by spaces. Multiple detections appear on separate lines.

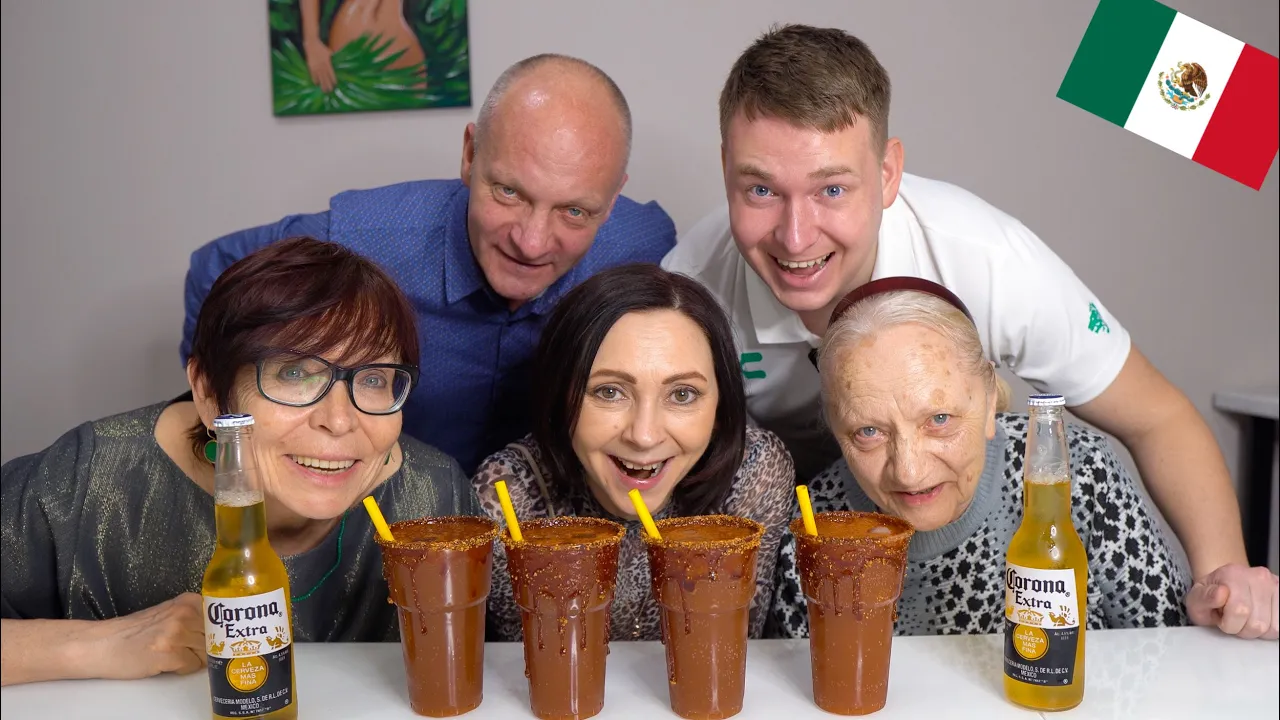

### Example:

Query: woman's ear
xmin=985 ymin=362 xmax=999 ymax=440
xmin=187 ymin=360 xmax=218 ymax=429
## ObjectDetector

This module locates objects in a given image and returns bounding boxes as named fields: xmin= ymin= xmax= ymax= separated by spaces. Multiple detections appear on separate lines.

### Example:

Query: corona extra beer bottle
xmin=201 ymin=414 xmax=298 ymax=719
xmin=1003 ymin=394 xmax=1088 ymax=711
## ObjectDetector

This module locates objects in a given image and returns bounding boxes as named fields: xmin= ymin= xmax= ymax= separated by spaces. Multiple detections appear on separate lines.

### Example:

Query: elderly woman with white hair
xmin=768 ymin=277 xmax=1196 ymax=638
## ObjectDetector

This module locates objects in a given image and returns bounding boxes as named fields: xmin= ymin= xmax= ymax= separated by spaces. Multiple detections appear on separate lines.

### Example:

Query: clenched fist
xmin=1186 ymin=564 xmax=1279 ymax=640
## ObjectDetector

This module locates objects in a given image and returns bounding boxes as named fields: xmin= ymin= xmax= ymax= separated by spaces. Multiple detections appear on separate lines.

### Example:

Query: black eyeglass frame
xmin=254 ymin=351 xmax=420 ymax=416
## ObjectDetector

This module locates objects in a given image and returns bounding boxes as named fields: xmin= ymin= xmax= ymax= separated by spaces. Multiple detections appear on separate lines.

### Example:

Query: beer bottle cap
xmin=1027 ymin=394 xmax=1066 ymax=407
xmin=213 ymin=413 xmax=255 ymax=428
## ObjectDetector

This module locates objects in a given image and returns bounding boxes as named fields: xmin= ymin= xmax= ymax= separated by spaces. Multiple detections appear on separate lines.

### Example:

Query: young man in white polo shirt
xmin=664 ymin=24 xmax=1277 ymax=639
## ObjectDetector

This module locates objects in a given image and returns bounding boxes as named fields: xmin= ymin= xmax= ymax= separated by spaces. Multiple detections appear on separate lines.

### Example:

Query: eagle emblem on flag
xmin=1157 ymin=61 xmax=1210 ymax=110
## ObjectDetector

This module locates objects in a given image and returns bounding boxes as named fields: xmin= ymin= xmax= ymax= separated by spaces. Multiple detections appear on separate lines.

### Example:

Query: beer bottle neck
xmin=212 ymin=426 xmax=269 ymax=548
xmin=1022 ymin=476 xmax=1073 ymax=524
xmin=1025 ymin=408 xmax=1069 ymax=477
xmin=213 ymin=427 xmax=261 ymax=501
xmin=215 ymin=500 xmax=270 ymax=549
xmin=1022 ymin=407 xmax=1073 ymax=522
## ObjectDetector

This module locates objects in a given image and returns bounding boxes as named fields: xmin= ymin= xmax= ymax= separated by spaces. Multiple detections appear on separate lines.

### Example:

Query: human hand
xmin=1186 ymin=564 xmax=1279 ymax=640
xmin=82 ymin=592 xmax=207 ymax=679
xmin=303 ymin=39 xmax=337 ymax=92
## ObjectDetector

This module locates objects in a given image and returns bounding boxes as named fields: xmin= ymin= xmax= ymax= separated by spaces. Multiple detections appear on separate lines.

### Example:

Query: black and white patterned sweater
xmin=768 ymin=414 xmax=1192 ymax=638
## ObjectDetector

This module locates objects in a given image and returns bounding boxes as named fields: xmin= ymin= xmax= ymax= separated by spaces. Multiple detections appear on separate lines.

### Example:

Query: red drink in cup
xmin=377 ymin=516 xmax=498 ymax=717
xmin=503 ymin=517 xmax=625 ymax=720
xmin=643 ymin=515 xmax=764 ymax=720
xmin=792 ymin=511 xmax=914 ymax=715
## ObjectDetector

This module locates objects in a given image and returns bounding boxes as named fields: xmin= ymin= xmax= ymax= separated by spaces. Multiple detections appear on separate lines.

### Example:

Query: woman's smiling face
xmin=570 ymin=309 xmax=720 ymax=519
xmin=824 ymin=322 xmax=997 ymax=531
xmin=194 ymin=353 xmax=403 ymax=522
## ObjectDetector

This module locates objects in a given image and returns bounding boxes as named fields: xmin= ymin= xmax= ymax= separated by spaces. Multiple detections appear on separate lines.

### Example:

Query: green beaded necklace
xmin=291 ymin=514 xmax=346 ymax=603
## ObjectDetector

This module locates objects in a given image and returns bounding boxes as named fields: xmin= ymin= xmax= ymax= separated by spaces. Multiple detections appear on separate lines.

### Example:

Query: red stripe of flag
xmin=1192 ymin=44 xmax=1279 ymax=190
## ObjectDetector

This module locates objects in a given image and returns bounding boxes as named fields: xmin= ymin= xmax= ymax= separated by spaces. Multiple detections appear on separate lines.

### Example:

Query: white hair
xmin=817 ymin=290 xmax=1011 ymax=426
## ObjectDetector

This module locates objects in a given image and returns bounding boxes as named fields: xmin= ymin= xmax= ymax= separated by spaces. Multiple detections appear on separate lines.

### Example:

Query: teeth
xmin=775 ymin=254 xmax=831 ymax=270
xmin=291 ymin=455 xmax=355 ymax=471
xmin=619 ymin=459 xmax=664 ymax=471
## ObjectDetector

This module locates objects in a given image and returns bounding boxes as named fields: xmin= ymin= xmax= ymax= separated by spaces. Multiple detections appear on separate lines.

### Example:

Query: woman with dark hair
xmin=473 ymin=263 xmax=795 ymax=642
xmin=1 ymin=236 xmax=479 ymax=687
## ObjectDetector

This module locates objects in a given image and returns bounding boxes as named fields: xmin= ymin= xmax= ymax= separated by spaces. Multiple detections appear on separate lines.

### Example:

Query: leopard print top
xmin=473 ymin=426 xmax=795 ymax=642
xmin=768 ymin=414 xmax=1192 ymax=638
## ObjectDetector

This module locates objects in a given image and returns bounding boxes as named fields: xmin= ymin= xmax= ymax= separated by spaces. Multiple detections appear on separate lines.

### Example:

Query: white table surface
xmin=1 ymin=627 xmax=1275 ymax=719
xmin=1213 ymin=386 xmax=1280 ymax=420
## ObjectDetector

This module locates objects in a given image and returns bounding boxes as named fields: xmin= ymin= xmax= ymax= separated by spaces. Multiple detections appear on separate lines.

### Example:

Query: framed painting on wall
xmin=268 ymin=0 xmax=471 ymax=116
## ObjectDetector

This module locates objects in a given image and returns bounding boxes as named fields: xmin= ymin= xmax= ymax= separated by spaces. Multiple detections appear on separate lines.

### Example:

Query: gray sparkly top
xmin=1 ymin=401 xmax=481 ymax=642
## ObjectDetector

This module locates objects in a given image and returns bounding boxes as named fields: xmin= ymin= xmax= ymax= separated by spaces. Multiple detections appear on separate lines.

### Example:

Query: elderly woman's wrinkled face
xmin=825 ymin=323 xmax=997 ymax=532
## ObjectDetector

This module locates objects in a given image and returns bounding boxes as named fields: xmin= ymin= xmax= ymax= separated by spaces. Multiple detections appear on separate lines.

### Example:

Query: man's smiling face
xmin=722 ymin=111 xmax=902 ymax=331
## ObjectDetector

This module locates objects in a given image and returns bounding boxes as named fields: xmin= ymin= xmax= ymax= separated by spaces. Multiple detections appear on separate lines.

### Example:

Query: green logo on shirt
xmin=740 ymin=352 xmax=766 ymax=379
xmin=1087 ymin=303 xmax=1111 ymax=334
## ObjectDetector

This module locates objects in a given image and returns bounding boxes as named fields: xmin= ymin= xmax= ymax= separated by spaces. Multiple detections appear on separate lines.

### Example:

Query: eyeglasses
xmin=255 ymin=352 xmax=419 ymax=415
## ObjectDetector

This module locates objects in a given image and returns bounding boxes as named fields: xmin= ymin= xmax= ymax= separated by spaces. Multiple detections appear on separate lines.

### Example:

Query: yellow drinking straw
xmin=628 ymin=489 xmax=662 ymax=540
xmin=796 ymin=485 xmax=819 ymax=537
xmin=495 ymin=480 xmax=523 ymax=542
xmin=362 ymin=495 xmax=396 ymax=542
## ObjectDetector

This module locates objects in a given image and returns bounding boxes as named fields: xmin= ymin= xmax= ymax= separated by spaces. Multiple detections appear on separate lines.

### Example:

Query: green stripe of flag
xmin=1058 ymin=0 xmax=1177 ymax=125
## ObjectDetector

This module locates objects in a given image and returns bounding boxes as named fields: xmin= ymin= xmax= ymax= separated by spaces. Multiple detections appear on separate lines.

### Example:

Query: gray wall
xmin=3 ymin=0 xmax=1277 ymax=521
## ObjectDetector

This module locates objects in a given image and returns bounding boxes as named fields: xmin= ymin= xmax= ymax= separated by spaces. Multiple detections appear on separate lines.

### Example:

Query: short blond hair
xmin=818 ymin=290 xmax=1012 ymax=422
xmin=719 ymin=24 xmax=891 ymax=145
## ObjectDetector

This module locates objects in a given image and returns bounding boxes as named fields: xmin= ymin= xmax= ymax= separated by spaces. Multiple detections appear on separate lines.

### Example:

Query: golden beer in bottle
xmin=201 ymin=414 xmax=298 ymax=719
xmin=1003 ymin=395 xmax=1088 ymax=711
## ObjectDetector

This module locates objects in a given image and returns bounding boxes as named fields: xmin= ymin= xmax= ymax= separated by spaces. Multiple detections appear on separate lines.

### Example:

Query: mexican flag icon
xmin=1058 ymin=0 xmax=1278 ymax=190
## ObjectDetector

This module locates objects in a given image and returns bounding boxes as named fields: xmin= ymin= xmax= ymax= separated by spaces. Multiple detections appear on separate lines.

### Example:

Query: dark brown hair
xmin=719 ymin=23 xmax=891 ymax=145
xmin=186 ymin=236 xmax=419 ymax=450
xmin=532 ymin=263 xmax=747 ymax=516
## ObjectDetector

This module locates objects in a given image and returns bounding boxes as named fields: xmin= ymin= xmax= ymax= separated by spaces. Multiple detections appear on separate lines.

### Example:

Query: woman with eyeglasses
xmin=0 ymin=236 xmax=480 ymax=687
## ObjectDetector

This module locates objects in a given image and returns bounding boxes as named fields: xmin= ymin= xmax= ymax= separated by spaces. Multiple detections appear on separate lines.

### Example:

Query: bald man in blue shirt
xmin=182 ymin=54 xmax=675 ymax=474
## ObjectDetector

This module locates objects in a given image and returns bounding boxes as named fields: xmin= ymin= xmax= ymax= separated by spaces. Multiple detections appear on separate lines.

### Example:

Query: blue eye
xmin=930 ymin=414 xmax=951 ymax=426
xmin=822 ymin=186 xmax=844 ymax=198
xmin=857 ymin=427 xmax=878 ymax=438
xmin=497 ymin=185 xmax=516 ymax=197
xmin=277 ymin=364 xmax=316 ymax=383
xmin=566 ymin=207 xmax=584 ymax=218
xmin=748 ymin=185 xmax=773 ymax=198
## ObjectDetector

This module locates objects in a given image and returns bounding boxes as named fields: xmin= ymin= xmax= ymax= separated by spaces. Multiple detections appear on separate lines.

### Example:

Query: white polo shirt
xmin=662 ymin=172 xmax=1131 ymax=481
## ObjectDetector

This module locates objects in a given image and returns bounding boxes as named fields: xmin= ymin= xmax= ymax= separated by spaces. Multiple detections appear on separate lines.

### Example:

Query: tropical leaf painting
xmin=268 ymin=0 xmax=470 ymax=116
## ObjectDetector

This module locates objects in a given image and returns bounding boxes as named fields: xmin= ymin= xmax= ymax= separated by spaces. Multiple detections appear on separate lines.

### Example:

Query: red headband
xmin=809 ymin=277 xmax=974 ymax=372
xmin=828 ymin=276 xmax=975 ymax=328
